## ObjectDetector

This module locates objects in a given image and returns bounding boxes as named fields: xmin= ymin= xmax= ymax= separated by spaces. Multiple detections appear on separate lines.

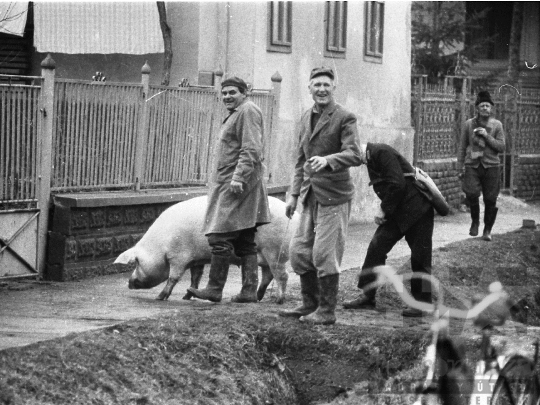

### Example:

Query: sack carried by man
xmin=405 ymin=167 xmax=450 ymax=216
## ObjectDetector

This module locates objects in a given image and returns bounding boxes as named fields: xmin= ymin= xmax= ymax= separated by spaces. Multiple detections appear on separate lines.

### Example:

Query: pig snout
xmin=128 ymin=274 xmax=162 ymax=290
xmin=128 ymin=276 xmax=145 ymax=290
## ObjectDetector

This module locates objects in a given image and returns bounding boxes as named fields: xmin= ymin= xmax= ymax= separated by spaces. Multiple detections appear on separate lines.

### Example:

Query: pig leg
xmin=156 ymin=261 xmax=189 ymax=301
xmin=157 ymin=278 xmax=178 ymax=301
xmin=271 ymin=262 xmax=289 ymax=305
xmin=259 ymin=248 xmax=289 ymax=304
xmin=257 ymin=264 xmax=274 ymax=302
xmin=257 ymin=263 xmax=288 ymax=304
xmin=182 ymin=265 xmax=204 ymax=300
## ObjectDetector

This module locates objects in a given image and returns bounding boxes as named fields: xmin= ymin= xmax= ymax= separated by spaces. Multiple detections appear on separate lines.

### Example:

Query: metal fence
xmin=412 ymin=75 xmax=540 ymax=193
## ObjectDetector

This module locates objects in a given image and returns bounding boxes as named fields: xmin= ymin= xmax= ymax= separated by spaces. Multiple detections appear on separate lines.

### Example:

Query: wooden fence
xmin=50 ymin=68 xmax=281 ymax=192
xmin=0 ymin=56 xmax=282 ymax=276
xmin=0 ymin=78 xmax=42 ymax=209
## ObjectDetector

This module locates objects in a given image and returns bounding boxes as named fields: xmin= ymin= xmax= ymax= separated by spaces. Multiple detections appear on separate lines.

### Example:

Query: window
xmin=267 ymin=1 xmax=292 ymax=53
xmin=325 ymin=1 xmax=347 ymax=58
xmin=364 ymin=1 xmax=384 ymax=61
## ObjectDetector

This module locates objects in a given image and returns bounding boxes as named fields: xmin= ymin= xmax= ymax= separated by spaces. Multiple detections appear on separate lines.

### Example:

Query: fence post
xmin=458 ymin=78 xmax=468 ymax=144
xmin=37 ymin=54 xmax=55 ymax=278
xmin=134 ymin=62 xmax=151 ymax=191
xmin=214 ymin=66 xmax=223 ymax=93
xmin=412 ymin=78 xmax=423 ymax=166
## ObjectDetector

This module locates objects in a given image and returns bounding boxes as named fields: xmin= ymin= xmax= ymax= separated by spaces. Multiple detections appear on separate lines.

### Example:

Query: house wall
xmin=522 ymin=2 xmax=540 ymax=64
xmin=197 ymin=1 xmax=414 ymax=223
xmin=29 ymin=1 xmax=413 ymax=224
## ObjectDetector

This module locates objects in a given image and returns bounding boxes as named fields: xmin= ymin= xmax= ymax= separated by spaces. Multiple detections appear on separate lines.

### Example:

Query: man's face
xmin=222 ymin=86 xmax=246 ymax=111
xmin=477 ymin=102 xmax=492 ymax=118
xmin=309 ymin=75 xmax=335 ymax=107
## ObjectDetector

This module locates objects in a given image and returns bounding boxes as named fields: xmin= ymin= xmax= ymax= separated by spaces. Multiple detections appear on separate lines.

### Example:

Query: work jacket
xmin=458 ymin=117 xmax=506 ymax=169
xmin=203 ymin=99 xmax=270 ymax=234
xmin=290 ymin=101 xmax=361 ymax=206
xmin=366 ymin=143 xmax=432 ymax=233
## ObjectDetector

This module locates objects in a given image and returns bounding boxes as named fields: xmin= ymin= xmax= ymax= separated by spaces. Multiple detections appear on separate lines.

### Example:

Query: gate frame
xmin=36 ymin=55 xmax=56 ymax=277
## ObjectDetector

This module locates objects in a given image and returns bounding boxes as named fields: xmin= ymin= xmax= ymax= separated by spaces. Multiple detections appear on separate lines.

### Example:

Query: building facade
xmin=3 ymin=1 xmax=414 ymax=222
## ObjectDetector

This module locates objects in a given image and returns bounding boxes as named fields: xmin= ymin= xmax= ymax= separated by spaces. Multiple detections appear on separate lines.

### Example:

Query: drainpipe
xmin=225 ymin=2 xmax=230 ymax=74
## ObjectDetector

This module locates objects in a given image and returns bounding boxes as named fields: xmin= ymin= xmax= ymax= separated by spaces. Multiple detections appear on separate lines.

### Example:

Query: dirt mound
xmin=1 ymin=228 xmax=539 ymax=405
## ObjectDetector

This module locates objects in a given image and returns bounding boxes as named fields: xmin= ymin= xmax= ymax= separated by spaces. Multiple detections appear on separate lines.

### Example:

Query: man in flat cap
xmin=188 ymin=76 xmax=270 ymax=303
xmin=458 ymin=90 xmax=505 ymax=241
xmin=279 ymin=67 xmax=362 ymax=325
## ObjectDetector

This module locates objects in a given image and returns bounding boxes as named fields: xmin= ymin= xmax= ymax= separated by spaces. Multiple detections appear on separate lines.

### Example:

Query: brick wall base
xmin=515 ymin=154 xmax=540 ymax=200
xmin=45 ymin=186 xmax=288 ymax=281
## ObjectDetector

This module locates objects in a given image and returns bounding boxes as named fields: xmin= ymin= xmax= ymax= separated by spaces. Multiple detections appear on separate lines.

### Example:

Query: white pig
xmin=115 ymin=195 xmax=297 ymax=304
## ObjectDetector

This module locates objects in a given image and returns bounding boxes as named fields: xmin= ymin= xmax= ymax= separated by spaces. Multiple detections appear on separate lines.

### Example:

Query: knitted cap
xmin=475 ymin=90 xmax=494 ymax=106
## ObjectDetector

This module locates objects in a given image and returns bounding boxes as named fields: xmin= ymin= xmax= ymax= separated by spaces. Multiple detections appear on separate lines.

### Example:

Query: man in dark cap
xmin=458 ymin=91 xmax=505 ymax=241
xmin=278 ymin=67 xmax=362 ymax=325
xmin=187 ymin=76 xmax=270 ymax=303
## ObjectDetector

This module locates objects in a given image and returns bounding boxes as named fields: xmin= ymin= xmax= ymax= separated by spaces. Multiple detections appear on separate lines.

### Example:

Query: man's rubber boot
xmin=469 ymin=203 xmax=480 ymax=236
xmin=482 ymin=206 xmax=498 ymax=242
xmin=300 ymin=274 xmax=339 ymax=325
xmin=231 ymin=255 xmax=259 ymax=303
xmin=278 ymin=271 xmax=319 ymax=318
xmin=187 ymin=254 xmax=230 ymax=302
xmin=342 ymin=292 xmax=376 ymax=310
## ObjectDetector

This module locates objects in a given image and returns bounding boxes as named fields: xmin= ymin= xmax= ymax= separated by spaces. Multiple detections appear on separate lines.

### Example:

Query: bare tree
xmin=507 ymin=2 xmax=524 ymax=86
xmin=157 ymin=2 xmax=173 ymax=86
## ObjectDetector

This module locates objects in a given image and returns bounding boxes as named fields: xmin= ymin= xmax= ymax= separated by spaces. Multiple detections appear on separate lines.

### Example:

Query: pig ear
xmin=114 ymin=248 xmax=138 ymax=265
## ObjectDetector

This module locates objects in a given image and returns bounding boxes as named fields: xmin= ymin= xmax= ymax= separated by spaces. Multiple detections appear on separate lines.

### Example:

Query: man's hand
xmin=374 ymin=207 xmax=386 ymax=225
xmin=230 ymin=180 xmax=244 ymax=194
xmin=474 ymin=127 xmax=488 ymax=137
xmin=285 ymin=195 xmax=298 ymax=219
xmin=308 ymin=156 xmax=328 ymax=172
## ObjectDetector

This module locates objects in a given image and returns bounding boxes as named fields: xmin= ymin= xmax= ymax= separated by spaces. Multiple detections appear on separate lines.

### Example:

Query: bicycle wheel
xmin=490 ymin=355 xmax=540 ymax=405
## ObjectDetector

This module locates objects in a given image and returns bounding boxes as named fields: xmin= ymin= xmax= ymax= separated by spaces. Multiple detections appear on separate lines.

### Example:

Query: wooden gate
xmin=0 ymin=75 xmax=42 ymax=279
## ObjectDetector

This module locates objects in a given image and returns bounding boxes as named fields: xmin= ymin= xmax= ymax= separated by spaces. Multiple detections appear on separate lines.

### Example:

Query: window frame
xmin=324 ymin=1 xmax=348 ymax=59
xmin=267 ymin=1 xmax=293 ymax=54
xmin=364 ymin=1 xmax=384 ymax=63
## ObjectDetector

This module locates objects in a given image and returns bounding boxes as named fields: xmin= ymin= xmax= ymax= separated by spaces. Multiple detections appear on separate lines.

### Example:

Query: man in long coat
xmin=188 ymin=76 xmax=270 ymax=303
xmin=342 ymin=143 xmax=434 ymax=317
xmin=278 ymin=67 xmax=362 ymax=325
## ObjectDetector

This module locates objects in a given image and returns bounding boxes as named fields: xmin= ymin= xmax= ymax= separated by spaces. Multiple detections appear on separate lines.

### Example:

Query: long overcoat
xmin=290 ymin=101 xmax=361 ymax=206
xmin=203 ymin=99 xmax=270 ymax=235
xmin=365 ymin=143 xmax=432 ymax=233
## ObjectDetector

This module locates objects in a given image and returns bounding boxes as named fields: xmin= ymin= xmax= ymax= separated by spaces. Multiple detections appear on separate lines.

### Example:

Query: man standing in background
xmin=458 ymin=91 xmax=505 ymax=241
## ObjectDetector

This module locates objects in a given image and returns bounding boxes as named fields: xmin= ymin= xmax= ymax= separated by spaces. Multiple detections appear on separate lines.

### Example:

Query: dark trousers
xmin=462 ymin=165 xmax=500 ymax=206
xmin=358 ymin=208 xmax=434 ymax=303
xmin=207 ymin=227 xmax=257 ymax=258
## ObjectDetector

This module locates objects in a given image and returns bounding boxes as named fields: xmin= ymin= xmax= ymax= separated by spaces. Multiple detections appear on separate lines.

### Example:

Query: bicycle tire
xmin=490 ymin=355 xmax=540 ymax=405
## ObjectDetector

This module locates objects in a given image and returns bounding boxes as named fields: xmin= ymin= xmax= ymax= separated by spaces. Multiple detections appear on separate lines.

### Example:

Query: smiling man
xmin=278 ymin=67 xmax=362 ymax=325
xmin=187 ymin=76 xmax=270 ymax=303
xmin=458 ymin=91 xmax=506 ymax=241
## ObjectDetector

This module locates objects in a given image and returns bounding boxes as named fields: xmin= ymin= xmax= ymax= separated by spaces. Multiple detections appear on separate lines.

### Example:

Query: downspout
xmin=225 ymin=2 xmax=230 ymax=74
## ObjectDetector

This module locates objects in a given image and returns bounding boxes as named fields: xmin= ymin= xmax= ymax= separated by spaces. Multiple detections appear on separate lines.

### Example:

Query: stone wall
xmin=417 ymin=158 xmax=462 ymax=210
xmin=514 ymin=154 xmax=540 ymax=200
xmin=45 ymin=186 xmax=288 ymax=281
